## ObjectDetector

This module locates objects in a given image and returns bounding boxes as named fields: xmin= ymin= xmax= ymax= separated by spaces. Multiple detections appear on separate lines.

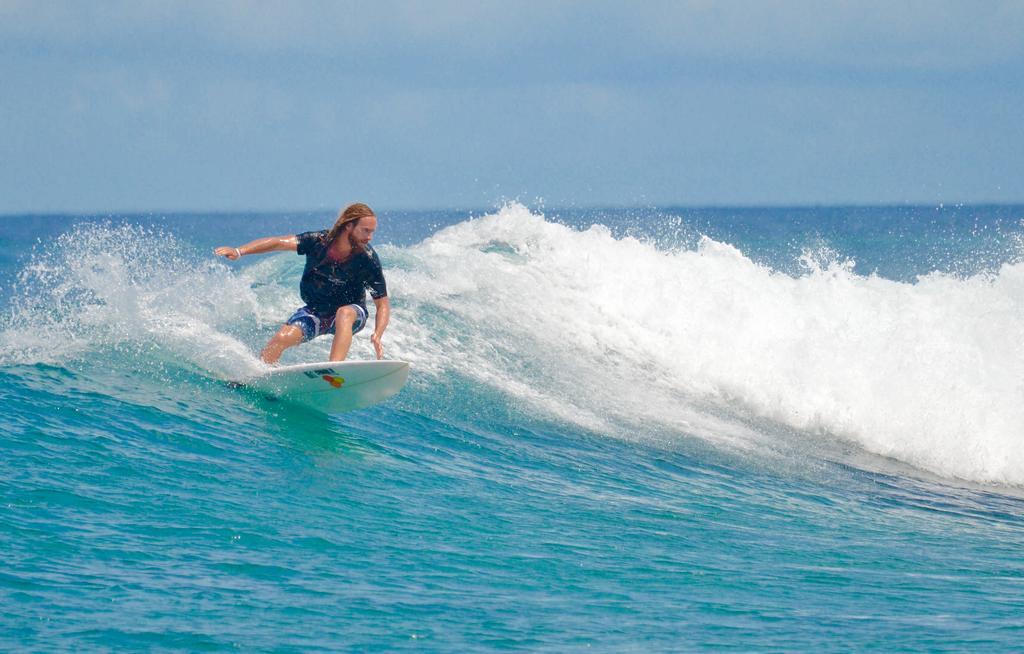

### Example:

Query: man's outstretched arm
xmin=214 ymin=235 xmax=298 ymax=260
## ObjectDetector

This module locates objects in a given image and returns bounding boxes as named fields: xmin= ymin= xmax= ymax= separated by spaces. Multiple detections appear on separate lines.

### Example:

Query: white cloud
xmin=629 ymin=1 xmax=1024 ymax=72
xmin=3 ymin=1 xmax=1021 ymax=74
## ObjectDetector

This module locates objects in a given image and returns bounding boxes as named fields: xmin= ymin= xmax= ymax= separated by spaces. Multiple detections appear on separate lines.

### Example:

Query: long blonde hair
xmin=322 ymin=203 xmax=375 ymax=247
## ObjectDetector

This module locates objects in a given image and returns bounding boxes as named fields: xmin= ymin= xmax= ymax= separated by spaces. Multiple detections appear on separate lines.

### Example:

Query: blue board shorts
xmin=286 ymin=304 xmax=367 ymax=342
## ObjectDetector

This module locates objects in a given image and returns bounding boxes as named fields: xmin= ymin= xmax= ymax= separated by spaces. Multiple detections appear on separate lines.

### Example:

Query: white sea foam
xmin=389 ymin=203 xmax=1024 ymax=486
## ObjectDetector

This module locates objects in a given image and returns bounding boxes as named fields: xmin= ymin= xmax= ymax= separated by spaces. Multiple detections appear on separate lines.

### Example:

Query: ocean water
xmin=2 ymin=203 xmax=1023 ymax=651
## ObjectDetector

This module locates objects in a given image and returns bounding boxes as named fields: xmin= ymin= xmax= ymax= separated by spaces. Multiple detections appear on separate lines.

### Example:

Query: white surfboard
xmin=237 ymin=360 xmax=410 ymax=414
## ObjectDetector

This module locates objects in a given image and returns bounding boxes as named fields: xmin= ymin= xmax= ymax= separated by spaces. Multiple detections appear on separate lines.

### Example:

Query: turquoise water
xmin=2 ymin=204 xmax=1024 ymax=651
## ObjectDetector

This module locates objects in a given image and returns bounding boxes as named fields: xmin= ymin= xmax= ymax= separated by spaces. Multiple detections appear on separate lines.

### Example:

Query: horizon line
xmin=3 ymin=199 xmax=1024 ymax=219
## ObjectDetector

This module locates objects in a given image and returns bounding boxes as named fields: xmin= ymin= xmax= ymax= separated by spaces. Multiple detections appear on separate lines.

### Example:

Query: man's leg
xmin=328 ymin=306 xmax=359 ymax=361
xmin=260 ymin=324 xmax=305 ymax=364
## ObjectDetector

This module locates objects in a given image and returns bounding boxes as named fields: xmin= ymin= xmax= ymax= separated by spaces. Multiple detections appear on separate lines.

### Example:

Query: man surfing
xmin=214 ymin=203 xmax=390 ymax=364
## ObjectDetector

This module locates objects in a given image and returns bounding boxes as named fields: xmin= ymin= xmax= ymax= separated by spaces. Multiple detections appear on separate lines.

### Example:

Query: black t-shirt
xmin=295 ymin=230 xmax=387 ymax=314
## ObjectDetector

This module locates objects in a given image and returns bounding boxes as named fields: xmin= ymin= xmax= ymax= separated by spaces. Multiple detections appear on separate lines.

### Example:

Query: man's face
xmin=348 ymin=215 xmax=377 ymax=250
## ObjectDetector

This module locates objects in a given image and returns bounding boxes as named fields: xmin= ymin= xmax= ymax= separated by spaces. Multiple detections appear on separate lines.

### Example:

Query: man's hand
xmin=214 ymin=246 xmax=241 ymax=260
xmin=371 ymin=332 xmax=384 ymax=360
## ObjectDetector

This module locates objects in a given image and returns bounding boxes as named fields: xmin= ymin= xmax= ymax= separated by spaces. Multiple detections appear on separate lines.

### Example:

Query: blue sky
xmin=2 ymin=1 xmax=1022 ymax=213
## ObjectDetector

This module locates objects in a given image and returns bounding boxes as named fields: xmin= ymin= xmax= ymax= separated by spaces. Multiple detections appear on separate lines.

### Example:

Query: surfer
xmin=214 ymin=203 xmax=390 ymax=364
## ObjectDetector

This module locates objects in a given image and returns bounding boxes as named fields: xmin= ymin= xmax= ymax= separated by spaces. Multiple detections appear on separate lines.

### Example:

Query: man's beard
xmin=348 ymin=231 xmax=367 ymax=253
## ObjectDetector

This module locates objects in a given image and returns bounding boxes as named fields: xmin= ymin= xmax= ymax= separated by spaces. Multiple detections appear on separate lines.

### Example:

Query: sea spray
xmin=0 ymin=223 xmax=265 ymax=378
